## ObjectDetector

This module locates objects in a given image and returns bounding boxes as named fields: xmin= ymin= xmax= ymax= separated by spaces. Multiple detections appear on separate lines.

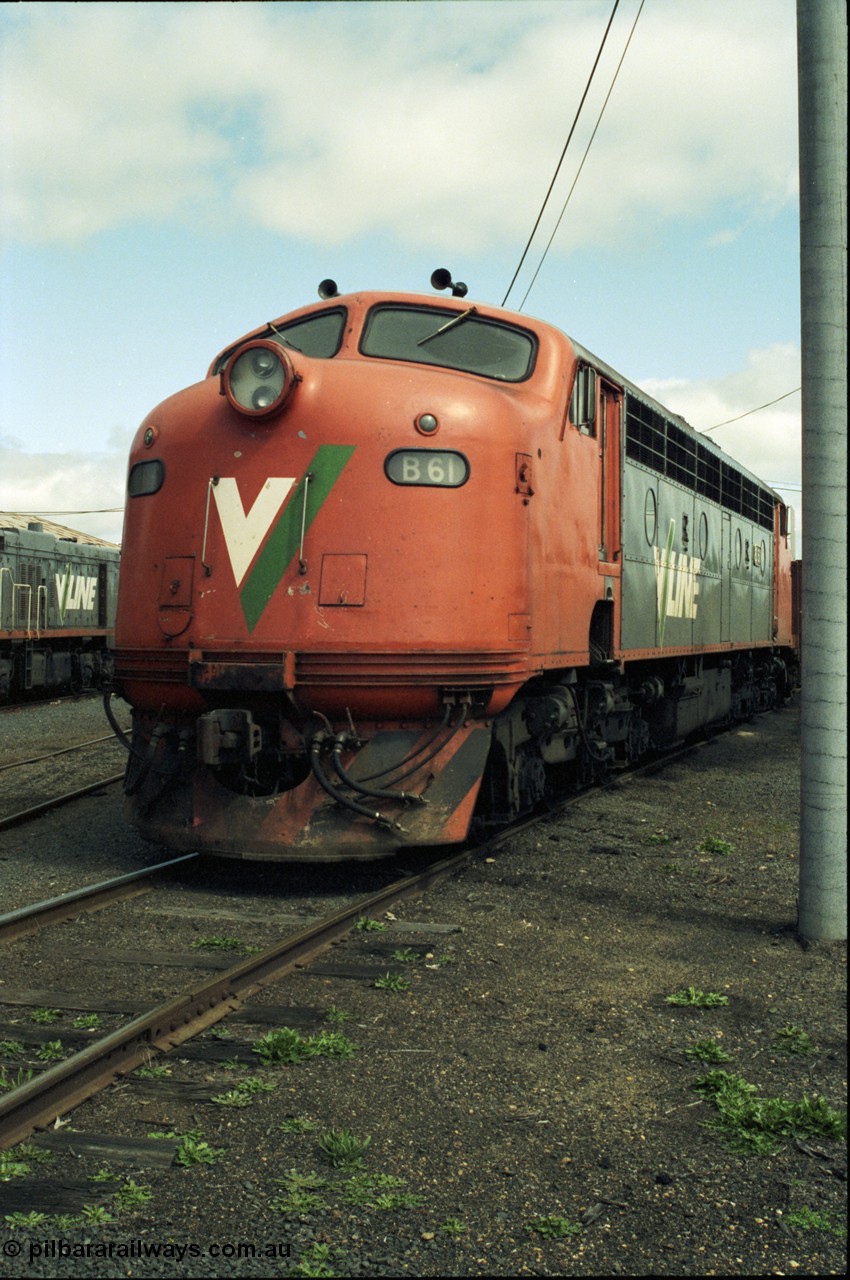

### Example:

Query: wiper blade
xmin=417 ymin=306 xmax=478 ymax=346
xmin=267 ymin=321 xmax=303 ymax=353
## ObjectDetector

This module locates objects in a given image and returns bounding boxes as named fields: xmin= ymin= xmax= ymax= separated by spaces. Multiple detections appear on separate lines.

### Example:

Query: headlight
xmin=222 ymin=340 xmax=298 ymax=418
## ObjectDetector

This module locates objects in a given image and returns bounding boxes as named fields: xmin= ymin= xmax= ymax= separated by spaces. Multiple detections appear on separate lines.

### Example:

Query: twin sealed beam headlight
xmin=221 ymin=340 xmax=298 ymax=418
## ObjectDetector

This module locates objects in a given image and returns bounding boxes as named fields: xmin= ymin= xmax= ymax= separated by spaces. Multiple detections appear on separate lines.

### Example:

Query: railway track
xmin=0 ymin=847 xmax=472 ymax=1151
xmin=0 ymin=736 xmax=607 ymax=1152
xmin=0 ymin=770 xmax=124 ymax=832
xmin=0 ymin=740 xmax=703 ymax=1154
xmin=0 ymin=720 xmax=128 ymax=831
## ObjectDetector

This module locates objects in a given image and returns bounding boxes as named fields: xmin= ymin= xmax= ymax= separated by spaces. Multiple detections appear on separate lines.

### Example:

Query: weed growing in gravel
xmin=685 ymin=1039 xmax=734 ymax=1063
xmin=207 ymin=1024 xmax=233 ymax=1039
xmin=440 ymin=1217 xmax=467 ymax=1236
xmin=72 ymin=1013 xmax=102 ymax=1030
xmin=212 ymin=1076 xmax=277 ymax=1108
xmin=175 ymin=1131 xmax=225 ymax=1167
xmin=268 ymin=1165 xmax=428 ymax=1225
xmin=699 ymin=836 xmax=735 ymax=855
xmin=786 ymin=1207 xmax=846 ymax=1236
xmin=525 ymin=1216 xmax=583 ymax=1239
xmin=278 ymin=1116 xmax=317 ymax=1134
xmin=373 ymin=971 xmax=412 ymax=992
xmin=311 ymin=1030 xmax=357 ymax=1058
xmin=666 ymin=986 xmax=729 ymax=1008
xmin=0 ymin=1152 xmax=30 ymax=1181
xmin=269 ymin=1170 xmax=330 ymax=1213
xmin=112 ymin=1179 xmax=154 ymax=1210
xmin=4 ymin=1211 xmax=48 ymax=1230
xmin=210 ymin=1086 xmax=254 ymax=1108
xmin=89 ymin=1166 xmax=118 ymax=1182
xmin=356 ymin=916 xmax=388 ymax=931
xmin=253 ymin=1027 xmax=311 ymax=1063
xmin=36 ymin=1039 xmax=65 ymax=1062
xmin=80 ymin=1204 xmax=114 ymax=1224
xmin=644 ymin=831 xmax=672 ymax=845
xmin=31 ymin=1007 xmax=62 ymax=1024
xmin=0 ymin=1066 xmax=34 ymax=1092
xmin=391 ymin=947 xmax=420 ymax=964
xmin=318 ymin=1128 xmax=371 ymax=1169
xmin=148 ymin=1127 xmax=225 ymax=1166
xmin=135 ymin=1064 xmax=171 ymax=1080
xmin=291 ymin=1242 xmax=343 ymax=1278
xmin=241 ymin=1073 xmax=278 ymax=1094
xmin=342 ymin=1172 xmax=406 ymax=1205
xmin=52 ymin=1214 xmax=83 ymax=1230
xmin=253 ymin=1027 xmax=357 ymax=1065
xmin=692 ymin=1070 xmax=847 ymax=1155
xmin=191 ymin=935 xmax=246 ymax=951
xmin=775 ymin=1025 xmax=816 ymax=1056
xmin=325 ymin=1005 xmax=349 ymax=1023
xmin=0 ymin=1143 xmax=52 ymax=1182
xmin=0 ymin=1039 xmax=26 ymax=1056
xmin=16 ymin=1144 xmax=52 ymax=1164
xmin=372 ymin=1190 xmax=425 ymax=1210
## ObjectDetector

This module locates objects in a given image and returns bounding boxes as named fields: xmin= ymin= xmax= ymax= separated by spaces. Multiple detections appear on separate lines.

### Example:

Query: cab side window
xmin=570 ymin=364 xmax=597 ymax=435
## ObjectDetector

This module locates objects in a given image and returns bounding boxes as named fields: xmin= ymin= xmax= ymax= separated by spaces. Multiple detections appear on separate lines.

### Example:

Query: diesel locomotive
xmin=111 ymin=274 xmax=798 ymax=860
xmin=1 ymin=515 xmax=119 ymax=701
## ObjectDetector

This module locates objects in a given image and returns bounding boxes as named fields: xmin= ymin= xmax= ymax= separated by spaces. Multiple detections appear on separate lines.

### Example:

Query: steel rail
xmin=0 ymin=853 xmax=199 ymax=944
xmin=0 ymin=773 xmax=124 ymax=832
xmin=0 ymin=847 xmax=471 ymax=1149
xmin=0 ymin=731 xmax=130 ymax=774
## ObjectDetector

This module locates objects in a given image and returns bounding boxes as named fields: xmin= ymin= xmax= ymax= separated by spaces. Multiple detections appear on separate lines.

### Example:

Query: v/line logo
xmin=55 ymin=569 xmax=98 ymax=618
xmin=653 ymin=519 xmax=701 ymax=645
xmin=212 ymin=444 xmax=356 ymax=632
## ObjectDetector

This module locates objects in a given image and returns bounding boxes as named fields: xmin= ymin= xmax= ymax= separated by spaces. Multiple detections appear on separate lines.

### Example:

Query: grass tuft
xmin=693 ymin=1070 xmax=846 ymax=1155
xmin=666 ymin=987 xmax=729 ymax=1008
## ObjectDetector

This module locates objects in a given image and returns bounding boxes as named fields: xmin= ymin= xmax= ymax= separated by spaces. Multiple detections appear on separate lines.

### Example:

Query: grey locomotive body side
xmin=0 ymin=522 xmax=120 ymax=698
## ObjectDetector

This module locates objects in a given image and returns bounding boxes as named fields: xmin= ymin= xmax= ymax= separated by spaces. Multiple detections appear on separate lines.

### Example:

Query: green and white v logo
xmin=214 ymin=444 xmax=355 ymax=632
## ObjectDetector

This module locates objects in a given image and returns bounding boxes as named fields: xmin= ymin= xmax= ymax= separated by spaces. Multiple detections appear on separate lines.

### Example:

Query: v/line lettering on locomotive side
xmin=212 ymin=445 xmax=356 ymax=632
xmin=55 ymin=568 xmax=98 ymax=618
xmin=654 ymin=520 xmax=701 ymax=644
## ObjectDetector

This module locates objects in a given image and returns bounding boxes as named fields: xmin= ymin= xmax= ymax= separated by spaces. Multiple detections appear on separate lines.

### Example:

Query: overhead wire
xmin=518 ymin=0 xmax=646 ymax=312
xmin=501 ymin=0 xmax=622 ymax=308
xmin=4 ymin=508 xmax=124 ymax=516
xmin=499 ymin=0 xmax=798 ymax=446
xmin=701 ymin=387 xmax=801 ymax=432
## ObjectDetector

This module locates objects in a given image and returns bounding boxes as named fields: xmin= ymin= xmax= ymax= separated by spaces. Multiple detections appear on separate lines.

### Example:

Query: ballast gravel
xmin=0 ymin=698 xmax=846 ymax=1278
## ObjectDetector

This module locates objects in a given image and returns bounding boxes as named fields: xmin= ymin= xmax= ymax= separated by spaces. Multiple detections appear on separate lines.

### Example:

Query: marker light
xmin=222 ymin=340 xmax=298 ymax=418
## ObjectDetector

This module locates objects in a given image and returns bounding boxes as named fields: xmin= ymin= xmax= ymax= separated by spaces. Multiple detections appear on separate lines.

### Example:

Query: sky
xmin=1 ymin=0 xmax=802 ymax=549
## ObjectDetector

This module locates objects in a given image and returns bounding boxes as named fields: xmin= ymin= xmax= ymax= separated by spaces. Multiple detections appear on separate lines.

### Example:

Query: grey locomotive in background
xmin=0 ymin=517 xmax=120 ymax=699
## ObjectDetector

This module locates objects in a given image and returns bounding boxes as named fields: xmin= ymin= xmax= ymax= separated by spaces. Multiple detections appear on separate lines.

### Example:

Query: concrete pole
xmin=796 ymin=0 xmax=847 ymax=940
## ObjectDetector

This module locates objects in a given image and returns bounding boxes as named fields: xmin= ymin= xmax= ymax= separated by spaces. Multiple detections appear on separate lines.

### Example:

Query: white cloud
xmin=641 ymin=342 xmax=803 ymax=545
xmin=0 ymin=432 xmax=129 ymax=545
xmin=1 ymin=0 xmax=798 ymax=252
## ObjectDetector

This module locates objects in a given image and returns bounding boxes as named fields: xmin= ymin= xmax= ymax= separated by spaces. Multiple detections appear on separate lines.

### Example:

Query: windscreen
xmin=213 ymin=309 xmax=346 ymax=374
xmin=361 ymin=306 xmax=536 ymax=382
